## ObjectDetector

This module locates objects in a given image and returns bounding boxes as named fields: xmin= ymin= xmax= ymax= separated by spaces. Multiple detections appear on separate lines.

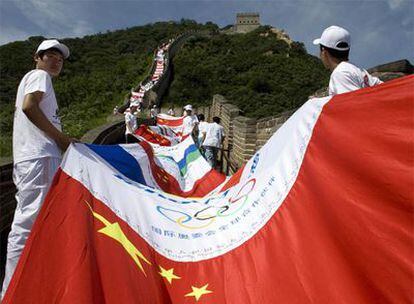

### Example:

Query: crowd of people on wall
xmin=120 ymin=100 xmax=226 ymax=168
xmin=113 ymin=40 xmax=172 ymax=117
xmin=179 ymin=104 xmax=225 ymax=167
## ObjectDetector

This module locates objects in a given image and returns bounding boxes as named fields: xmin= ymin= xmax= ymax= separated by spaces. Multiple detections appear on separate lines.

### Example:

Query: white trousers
xmin=1 ymin=157 xmax=61 ymax=299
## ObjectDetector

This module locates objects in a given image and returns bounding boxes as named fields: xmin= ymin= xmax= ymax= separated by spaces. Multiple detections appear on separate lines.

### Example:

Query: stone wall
xmin=199 ymin=57 xmax=413 ymax=170
xmin=195 ymin=94 xmax=294 ymax=172
xmin=233 ymin=116 xmax=257 ymax=168
xmin=235 ymin=13 xmax=260 ymax=33
xmin=256 ymin=110 xmax=295 ymax=150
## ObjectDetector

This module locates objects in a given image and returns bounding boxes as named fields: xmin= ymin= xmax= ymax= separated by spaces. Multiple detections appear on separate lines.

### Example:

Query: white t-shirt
xmin=197 ymin=121 xmax=208 ymax=143
xmin=150 ymin=108 xmax=158 ymax=118
xmin=125 ymin=111 xmax=137 ymax=135
xmin=202 ymin=122 xmax=225 ymax=148
xmin=329 ymin=61 xmax=383 ymax=96
xmin=182 ymin=115 xmax=198 ymax=136
xmin=13 ymin=69 xmax=62 ymax=164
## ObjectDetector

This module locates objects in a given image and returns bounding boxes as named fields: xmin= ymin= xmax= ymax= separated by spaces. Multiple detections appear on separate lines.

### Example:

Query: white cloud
xmin=11 ymin=0 xmax=94 ymax=39
xmin=0 ymin=26 xmax=31 ymax=45
xmin=13 ymin=1 xmax=69 ymax=31
xmin=387 ymin=0 xmax=404 ymax=10
xmin=72 ymin=20 xmax=95 ymax=37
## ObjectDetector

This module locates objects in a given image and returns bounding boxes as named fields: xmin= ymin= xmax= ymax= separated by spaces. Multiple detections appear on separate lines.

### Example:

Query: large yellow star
xmin=159 ymin=266 xmax=181 ymax=284
xmin=185 ymin=284 xmax=213 ymax=301
xmin=84 ymin=201 xmax=151 ymax=276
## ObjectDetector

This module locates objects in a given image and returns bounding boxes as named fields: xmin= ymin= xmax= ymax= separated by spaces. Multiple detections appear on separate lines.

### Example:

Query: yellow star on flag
xmin=84 ymin=201 xmax=151 ymax=276
xmin=159 ymin=266 xmax=181 ymax=284
xmin=185 ymin=284 xmax=213 ymax=301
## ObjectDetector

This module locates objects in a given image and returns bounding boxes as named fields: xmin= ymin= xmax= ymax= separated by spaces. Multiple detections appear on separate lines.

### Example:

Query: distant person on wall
xmin=113 ymin=105 xmax=120 ymax=115
xmin=125 ymin=103 xmax=139 ymax=143
xmin=202 ymin=116 xmax=225 ymax=168
xmin=2 ymin=39 xmax=78 ymax=298
xmin=182 ymin=104 xmax=198 ymax=137
xmin=167 ymin=106 xmax=175 ymax=117
xmin=196 ymin=113 xmax=208 ymax=153
xmin=150 ymin=105 xmax=158 ymax=119
xmin=313 ymin=25 xmax=382 ymax=96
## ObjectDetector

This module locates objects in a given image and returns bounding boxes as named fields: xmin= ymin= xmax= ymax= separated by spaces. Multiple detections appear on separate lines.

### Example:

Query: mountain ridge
xmin=0 ymin=21 xmax=328 ymax=157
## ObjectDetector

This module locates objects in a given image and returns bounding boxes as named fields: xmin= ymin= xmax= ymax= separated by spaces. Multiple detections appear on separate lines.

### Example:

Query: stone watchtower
xmin=235 ymin=13 xmax=260 ymax=33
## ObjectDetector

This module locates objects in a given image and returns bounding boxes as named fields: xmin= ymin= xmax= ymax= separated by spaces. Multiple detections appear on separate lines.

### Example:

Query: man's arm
xmin=22 ymin=91 xmax=75 ymax=152
xmin=368 ymin=73 xmax=383 ymax=86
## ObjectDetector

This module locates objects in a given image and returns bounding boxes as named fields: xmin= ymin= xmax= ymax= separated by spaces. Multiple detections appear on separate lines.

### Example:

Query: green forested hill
xmin=0 ymin=21 xmax=328 ymax=158
xmin=0 ymin=20 xmax=214 ymax=157
xmin=164 ymin=26 xmax=329 ymax=117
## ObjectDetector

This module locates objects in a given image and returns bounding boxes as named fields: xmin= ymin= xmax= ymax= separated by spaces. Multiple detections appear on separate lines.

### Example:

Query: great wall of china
xmin=1 ymin=28 xmax=413 ymax=282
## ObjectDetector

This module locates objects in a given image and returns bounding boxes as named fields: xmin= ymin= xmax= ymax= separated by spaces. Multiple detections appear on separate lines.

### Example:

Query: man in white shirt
xmin=196 ymin=113 xmax=208 ymax=152
xmin=313 ymin=25 xmax=382 ymax=96
xmin=167 ymin=106 xmax=175 ymax=117
xmin=182 ymin=104 xmax=198 ymax=137
xmin=150 ymin=105 xmax=158 ymax=120
xmin=2 ymin=39 xmax=76 ymax=298
xmin=125 ymin=103 xmax=139 ymax=143
xmin=202 ymin=116 xmax=225 ymax=168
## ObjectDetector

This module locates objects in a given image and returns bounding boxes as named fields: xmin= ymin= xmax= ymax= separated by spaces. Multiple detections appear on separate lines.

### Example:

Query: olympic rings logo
xmin=156 ymin=178 xmax=256 ymax=229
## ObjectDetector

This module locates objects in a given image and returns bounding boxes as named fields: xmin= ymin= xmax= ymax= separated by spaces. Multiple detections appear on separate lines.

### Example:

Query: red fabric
xmin=157 ymin=116 xmax=184 ymax=127
xmin=137 ymin=140 xmax=226 ymax=198
xmin=4 ymin=76 xmax=413 ymax=303
xmin=219 ymin=164 xmax=245 ymax=192
xmin=135 ymin=125 xmax=172 ymax=146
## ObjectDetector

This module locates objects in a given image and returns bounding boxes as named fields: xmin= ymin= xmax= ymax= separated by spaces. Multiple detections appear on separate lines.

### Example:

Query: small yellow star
xmin=185 ymin=284 xmax=213 ymax=301
xmin=159 ymin=266 xmax=181 ymax=284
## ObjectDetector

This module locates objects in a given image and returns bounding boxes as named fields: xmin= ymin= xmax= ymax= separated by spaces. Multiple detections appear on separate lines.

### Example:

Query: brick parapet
xmin=232 ymin=116 xmax=257 ymax=167
xmin=197 ymin=95 xmax=295 ymax=170
xmin=255 ymin=109 xmax=295 ymax=150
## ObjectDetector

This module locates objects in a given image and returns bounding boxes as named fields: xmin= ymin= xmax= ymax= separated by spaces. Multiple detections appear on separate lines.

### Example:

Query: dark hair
xmin=320 ymin=45 xmax=349 ymax=61
xmin=36 ymin=47 xmax=64 ymax=60
xmin=212 ymin=116 xmax=220 ymax=124
xmin=197 ymin=114 xmax=205 ymax=121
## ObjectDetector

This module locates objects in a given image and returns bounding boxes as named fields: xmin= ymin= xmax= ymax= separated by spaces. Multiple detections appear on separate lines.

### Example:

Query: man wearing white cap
xmin=124 ymin=102 xmax=139 ymax=143
xmin=182 ymin=104 xmax=198 ymax=136
xmin=313 ymin=25 xmax=382 ymax=96
xmin=2 ymin=39 xmax=76 ymax=298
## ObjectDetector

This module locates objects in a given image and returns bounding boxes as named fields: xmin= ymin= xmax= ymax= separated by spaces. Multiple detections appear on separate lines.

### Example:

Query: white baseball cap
xmin=313 ymin=26 xmax=351 ymax=51
xmin=36 ymin=39 xmax=70 ymax=59
xmin=183 ymin=104 xmax=192 ymax=111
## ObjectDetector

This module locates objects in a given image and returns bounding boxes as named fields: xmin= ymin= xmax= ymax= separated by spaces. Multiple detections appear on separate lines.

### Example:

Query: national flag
xmin=3 ymin=76 xmax=413 ymax=303
xmin=157 ymin=114 xmax=184 ymax=137
xmin=134 ymin=124 xmax=178 ymax=146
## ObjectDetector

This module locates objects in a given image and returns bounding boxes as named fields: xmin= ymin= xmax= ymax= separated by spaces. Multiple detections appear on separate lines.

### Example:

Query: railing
xmin=219 ymin=144 xmax=238 ymax=175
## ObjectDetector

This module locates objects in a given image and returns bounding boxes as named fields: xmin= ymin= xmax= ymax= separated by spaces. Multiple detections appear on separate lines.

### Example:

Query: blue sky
xmin=0 ymin=0 xmax=413 ymax=68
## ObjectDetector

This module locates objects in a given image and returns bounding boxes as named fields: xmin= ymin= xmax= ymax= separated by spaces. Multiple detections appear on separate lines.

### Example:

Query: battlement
xmin=234 ymin=12 xmax=261 ymax=33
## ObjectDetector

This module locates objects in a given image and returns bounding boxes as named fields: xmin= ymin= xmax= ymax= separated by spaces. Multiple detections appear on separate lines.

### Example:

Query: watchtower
xmin=235 ymin=13 xmax=260 ymax=33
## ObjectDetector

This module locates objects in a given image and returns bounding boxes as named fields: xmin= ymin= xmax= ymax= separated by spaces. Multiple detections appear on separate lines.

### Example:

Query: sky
xmin=0 ymin=0 xmax=413 ymax=69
